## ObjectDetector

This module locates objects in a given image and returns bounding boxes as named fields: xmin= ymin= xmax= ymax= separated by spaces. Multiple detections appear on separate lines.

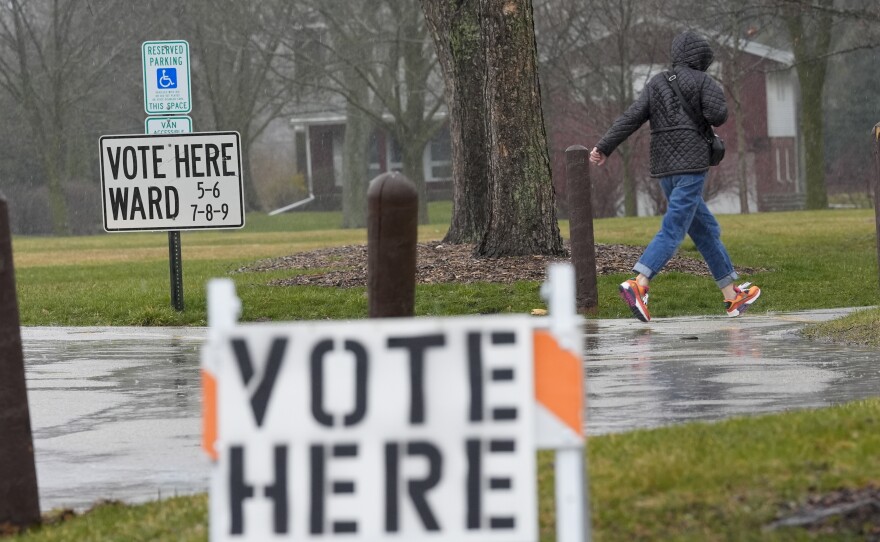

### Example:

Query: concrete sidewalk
xmin=20 ymin=308 xmax=880 ymax=512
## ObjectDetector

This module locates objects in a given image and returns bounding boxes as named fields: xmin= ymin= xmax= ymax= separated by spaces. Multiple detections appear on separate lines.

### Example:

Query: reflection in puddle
xmin=586 ymin=315 xmax=880 ymax=434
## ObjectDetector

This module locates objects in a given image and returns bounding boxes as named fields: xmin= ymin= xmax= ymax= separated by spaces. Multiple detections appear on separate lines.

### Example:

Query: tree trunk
xmin=726 ymin=51 xmax=750 ymax=215
xmin=342 ymin=104 xmax=371 ymax=229
xmin=45 ymin=153 xmax=68 ymax=235
xmin=475 ymin=0 xmax=563 ymax=257
xmin=239 ymin=139 xmax=263 ymax=213
xmin=784 ymin=1 xmax=831 ymax=210
xmin=401 ymin=141 xmax=430 ymax=224
xmin=735 ymin=93 xmax=750 ymax=214
xmin=423 ymin=0 xmax=563 ymax=256
xmin=619 ymin=144 xmax=637 ymax=216
xmin=421 ymin=0 xmax=490 ymax=244
xmin=799 ymin=65 xmax=828 ymax=210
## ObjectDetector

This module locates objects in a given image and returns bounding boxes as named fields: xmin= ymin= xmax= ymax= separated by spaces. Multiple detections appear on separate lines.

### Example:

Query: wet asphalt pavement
xmin=21 ymin=309 xmax=880 ymax=512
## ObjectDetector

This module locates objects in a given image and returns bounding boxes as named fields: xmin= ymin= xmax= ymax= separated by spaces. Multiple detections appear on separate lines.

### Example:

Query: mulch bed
xmin=768 ymin=485 xmax=880 ymax=540
xmin=236 ymin=242 xmax=763 ymax=288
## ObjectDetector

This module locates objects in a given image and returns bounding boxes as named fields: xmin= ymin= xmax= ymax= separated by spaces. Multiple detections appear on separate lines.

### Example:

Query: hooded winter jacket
xmin=595 ymin=31 xmax=728 ymax=177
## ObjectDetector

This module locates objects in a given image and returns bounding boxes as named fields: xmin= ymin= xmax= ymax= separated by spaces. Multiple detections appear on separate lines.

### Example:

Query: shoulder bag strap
xmin=666 ymin=71 xmax=711 ymax=138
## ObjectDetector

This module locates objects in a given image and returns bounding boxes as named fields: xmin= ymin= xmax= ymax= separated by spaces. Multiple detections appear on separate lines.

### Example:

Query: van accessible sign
xmin=100 ymin=132 xmax=244 ymax=232
xmin=145 ymin=115 xmax=193 ymax=135
xmin=143 ymin=40 xmax=191 ymax=114
xmin=204 ymin=315 xmax=538 ymax=541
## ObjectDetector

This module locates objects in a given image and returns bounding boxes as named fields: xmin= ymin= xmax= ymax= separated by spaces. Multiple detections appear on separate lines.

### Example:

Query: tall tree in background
xmin=284 ymin=0 xmax=444 ymax=227
xmin=717 ymin=8 xmax=759 ymax=214
xmin=420 ymin=0 xmax=489 ymax=243
xmin=325 ymin=1 xmax=380 ymax=229
xmin=781 ymin=0 xmax=832 ymax=209
xmin=382 ymin=0 xmax=445 ymax=224
xmin=822 ymin=6 xmax=880 ymax=202
xmin=0 ymin=0 xmax=129 ymax=234
xmin=776 ymin=0 xmax=880 ymax=207
xmin=537 ymin=0 xmax=668 ymax=217
xmin=183 ymin=0 xmax=295 ymax=212
xmin=422 ymin=0 xmax=564 ymax=256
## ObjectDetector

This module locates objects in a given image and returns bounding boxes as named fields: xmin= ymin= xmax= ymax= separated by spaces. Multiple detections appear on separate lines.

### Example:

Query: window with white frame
xmin=387 ymin=135 xmax=404 ymax=172
xmin=333 ymin=130 xmax=344 ymax=187
xmin=367 ymin=132 xmax=382 ymax=180
xmin=426 ymin=125 xmax=451 ymax=181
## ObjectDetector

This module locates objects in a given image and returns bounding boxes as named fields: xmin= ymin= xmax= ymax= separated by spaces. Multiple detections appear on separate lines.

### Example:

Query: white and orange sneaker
xmin=619 ymin=278 xmax=651 ymax=322
xmin=725 ymin=282 xmax=761 ymax=317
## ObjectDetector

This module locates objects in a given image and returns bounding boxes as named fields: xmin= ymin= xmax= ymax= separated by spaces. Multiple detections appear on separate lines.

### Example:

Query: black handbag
xmin=666 ymin=71 xmax=725 ymax=166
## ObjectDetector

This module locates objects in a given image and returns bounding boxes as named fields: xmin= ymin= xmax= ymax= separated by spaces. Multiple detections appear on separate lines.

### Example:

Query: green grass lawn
xmin=12 ymin=206 xmax=879 ymax=325
xmin=11 ymin=398 xmax=880 ymax=541
xmin=6 ymin=206 xmax=879 ymax=540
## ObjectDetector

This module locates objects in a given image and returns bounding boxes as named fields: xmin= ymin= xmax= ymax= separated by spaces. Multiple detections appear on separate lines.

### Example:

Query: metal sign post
xmin=142 ymin=40 xmax=192 ymax=310
xmin=146 ymin=115 xmax=193 ymax=312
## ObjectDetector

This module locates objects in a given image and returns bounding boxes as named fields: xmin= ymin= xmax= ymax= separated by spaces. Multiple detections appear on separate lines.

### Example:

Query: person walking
xmin=589 ymin=30 xmax=760 ymax=322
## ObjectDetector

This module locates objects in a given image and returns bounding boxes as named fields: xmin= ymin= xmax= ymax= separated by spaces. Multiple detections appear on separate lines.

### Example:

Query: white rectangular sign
xmin=146 ymin=115 xmax=193 ymax=135
xmin=100 ymin=132 xmax=244 ymax=232
xmin=207 ymin=316 xmax=537 ymax=542
xmin=143 ymin=40 xmax=192 ymax=114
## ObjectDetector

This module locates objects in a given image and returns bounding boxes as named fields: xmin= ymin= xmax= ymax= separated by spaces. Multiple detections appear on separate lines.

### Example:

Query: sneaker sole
xmin=619 ymin=283 xmax=650 ymax=322
xmin=726 ymin=288 xmax=761 ymax=318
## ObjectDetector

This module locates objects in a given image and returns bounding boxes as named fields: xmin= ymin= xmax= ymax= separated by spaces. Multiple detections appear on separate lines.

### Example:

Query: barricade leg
xmin=542 ymin=263 xmax=592 ymax=541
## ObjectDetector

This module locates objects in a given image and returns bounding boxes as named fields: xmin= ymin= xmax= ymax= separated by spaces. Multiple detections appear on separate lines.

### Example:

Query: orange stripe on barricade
xmin=534 ymin=330 xmax=583 ymax=437
xmin=201 ymin=368 xmax=218 ymax=461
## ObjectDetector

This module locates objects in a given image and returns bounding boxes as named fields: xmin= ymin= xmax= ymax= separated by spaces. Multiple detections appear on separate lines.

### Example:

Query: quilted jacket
xmin=595 ymin=31 xmax=728 ymax=177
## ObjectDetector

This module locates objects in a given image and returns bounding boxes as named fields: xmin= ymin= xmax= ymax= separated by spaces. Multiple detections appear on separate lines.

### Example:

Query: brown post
xmin=565 ymin=145 xmax=599 ymax=315
xmin=0 ymin=195 xmax=41 ymax=530
xmin=367 ymin=172 xmax=418 ymax=318
xmin=873 ymin=123 xmax=880 ymax=292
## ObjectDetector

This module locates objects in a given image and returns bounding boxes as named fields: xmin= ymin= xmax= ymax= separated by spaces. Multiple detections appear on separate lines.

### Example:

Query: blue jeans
xmin=633 ymin=172 xmax=738 ymax=288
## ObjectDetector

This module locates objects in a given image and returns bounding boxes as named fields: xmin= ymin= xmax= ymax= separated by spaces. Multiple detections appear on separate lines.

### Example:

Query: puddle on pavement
xmin=19 ymin=313 xmax=880 ymax=511
xmin=585 ymin=313 xmax=880 ymax=434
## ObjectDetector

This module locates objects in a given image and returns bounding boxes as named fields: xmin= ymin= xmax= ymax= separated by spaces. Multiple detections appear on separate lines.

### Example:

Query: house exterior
xmin=283 ymin=35 xmax=801 ymax=216
xmin=287 ymin=111 xmax=452 ymax=210
xmin=546 ymin=35 xmax=804 ymax=215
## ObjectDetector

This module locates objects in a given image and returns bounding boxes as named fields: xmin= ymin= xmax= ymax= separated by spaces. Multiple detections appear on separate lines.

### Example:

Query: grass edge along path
xmin=801 ymin=307 xmax=880 ymax=348
xmin=12 ymin=209 xmax=880 ymax=326
xmin=10 ymin=398 xmax=880 ymax=541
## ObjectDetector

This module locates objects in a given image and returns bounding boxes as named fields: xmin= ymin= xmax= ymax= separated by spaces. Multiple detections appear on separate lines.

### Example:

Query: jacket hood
xmin=671 ymin=31 xmax=714 ymax=71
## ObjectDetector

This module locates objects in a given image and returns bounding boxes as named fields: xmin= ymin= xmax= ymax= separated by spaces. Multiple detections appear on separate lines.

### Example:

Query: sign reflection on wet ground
xmin=21 ymin=310 xmax=880 ymax=511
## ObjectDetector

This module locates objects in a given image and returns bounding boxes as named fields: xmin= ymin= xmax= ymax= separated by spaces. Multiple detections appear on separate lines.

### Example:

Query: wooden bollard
xmin=0 ymin=195 xmax=41 ymax=530
xmin=367 ymin=172 xmax=418 ymax=318
xmin=565 ymin=145 xmax=599 ymax=315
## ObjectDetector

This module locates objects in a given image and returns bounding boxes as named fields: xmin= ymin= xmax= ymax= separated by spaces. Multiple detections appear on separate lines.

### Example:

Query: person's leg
xmin=687 ymin=196 xmax=761 ymax=315
xmin=621 ymin=173 xmax=705 ymax=321
xmin=686 ymin=199 xmax=737 ymax=290
xmin=634 ymin=173 xmax=706 ymax=280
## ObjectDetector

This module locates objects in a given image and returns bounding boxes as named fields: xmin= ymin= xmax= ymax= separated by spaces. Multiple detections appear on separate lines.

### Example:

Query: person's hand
xmin=590 ymin=147 xmax=606 ymax=166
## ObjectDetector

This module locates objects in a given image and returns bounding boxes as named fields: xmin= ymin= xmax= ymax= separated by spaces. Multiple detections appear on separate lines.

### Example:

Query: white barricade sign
xmin=202 ymin=263 xmax=590 ymax=542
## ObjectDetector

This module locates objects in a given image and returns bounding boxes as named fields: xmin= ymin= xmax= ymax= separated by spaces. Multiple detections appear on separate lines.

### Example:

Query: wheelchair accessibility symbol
xmin=157 ymin=68 xmax=177 ymax=89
